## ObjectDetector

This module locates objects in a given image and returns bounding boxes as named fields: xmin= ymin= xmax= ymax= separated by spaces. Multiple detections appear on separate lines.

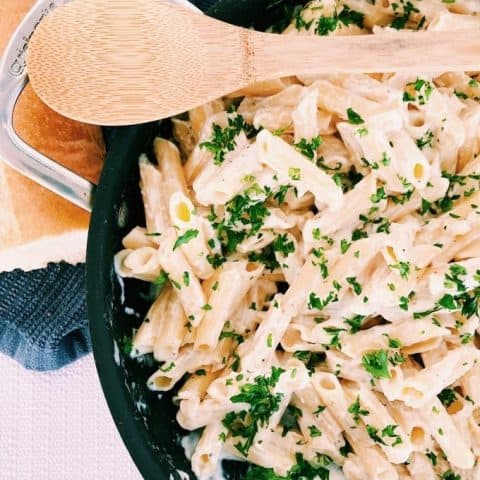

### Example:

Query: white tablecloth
xmin=0 ymin=353 xmax=143 ymax=480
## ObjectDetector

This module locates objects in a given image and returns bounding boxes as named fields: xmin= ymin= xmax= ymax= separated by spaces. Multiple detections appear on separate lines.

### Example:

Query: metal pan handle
xmin=0 ymin=0 xmax=201 ymax=212
xmin=0 ymin=0 xmax=95 ymax=211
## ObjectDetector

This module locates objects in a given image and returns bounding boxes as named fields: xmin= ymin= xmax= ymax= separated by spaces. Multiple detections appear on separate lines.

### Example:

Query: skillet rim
xmin=86 ymin=123 xmax=165 ymax=480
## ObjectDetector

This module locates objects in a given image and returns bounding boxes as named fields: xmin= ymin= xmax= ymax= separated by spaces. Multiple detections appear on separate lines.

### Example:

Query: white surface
xmin=0 ymin=353 xmax=143 ymax=480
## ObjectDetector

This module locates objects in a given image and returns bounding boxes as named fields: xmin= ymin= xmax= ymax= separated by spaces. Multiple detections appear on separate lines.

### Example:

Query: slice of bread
xmin=0 ymin=1 xmax=105 ymax=272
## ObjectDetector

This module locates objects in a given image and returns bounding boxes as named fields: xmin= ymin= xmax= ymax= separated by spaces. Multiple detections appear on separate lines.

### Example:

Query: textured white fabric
xmin=0 ymin=353 xmax=143 ymax=480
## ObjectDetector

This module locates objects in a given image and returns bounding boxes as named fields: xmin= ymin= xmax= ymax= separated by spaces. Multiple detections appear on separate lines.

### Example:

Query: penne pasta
xmin=117 ymin=4 xmax=480 ymax=478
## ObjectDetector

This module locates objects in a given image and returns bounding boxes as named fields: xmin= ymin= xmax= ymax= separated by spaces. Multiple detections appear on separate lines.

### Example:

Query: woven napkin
xmin=0 ymin=0 xmax=219 ymax=371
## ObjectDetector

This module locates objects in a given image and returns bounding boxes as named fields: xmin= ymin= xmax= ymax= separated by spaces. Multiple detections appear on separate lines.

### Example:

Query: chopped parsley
xmin=312 ymin=228 xmax=321 ymax=241
xmin=438 ymin=388 xmax=457 ymax=408
xmin=403 ymin=78 xmax=434 ymax=105
xmin=274 ymin=184 xmax=296 ymax=204
xmin=222 ymin=367 xmax=285 ymax=456
xmin=348 ymin=396 xmax=370 ymax=424
xmin=366 ymin=425 xmax=386 ymax=445
xmin=440 ymin=471 xmax=461 ymax=480
xmin=419 ymin=198 xmax=433 ymax=215
xmin=293 ymin=351 xmax=326 ymax=374
xmin=391 ymin=1 xmax=420 ymax=30
xmin=381 ymin=424 xmax=403 ymax=446
xmin=315 ymin=6 xmax=364 ymax=36
xmin=313 ymin=405 xmax=326 ymax=415
xmin=339 ymin=440 xmax=353 ymax=458
xmin=243 ymin=466 xmax=285 ymax=480
xmin=315 ymin=15 xmax=338 ymax=35
xmin=153 ymin=271 xmax=169 ymax=288
xmin=308 ymin=425 xmax=322 ymax=438
xmin=425 ymin=170 xmax=480 ymax=215
xmin=311 ymin=228 xmax=334 ymax=246
xmin=273 ymin=234 xmax=295 ymax=257
xmin=323 ymin=326 xmax=345 ymax=350
xmin=366 ymin=424 xmax=402 ymax=447
xmin=389 ymin=187 xmax=414 ymax=205
xmin=173 ymin=229 xmax=199 ymax=250
xmin=389 ymin=261 xmax=411 ymax=280
xmin=362 ymin=350 xmax=391 ymax=379
xmin=220 ymin=329 xmax=245 ymax=344
xmin=352 ymin=228 xmax=368 ymax=241
xmin=425 ymin=450 xmax=437 ymax=466
xmin=399 ymin=294 xmax=412 ymax=311
xmin=288 ymin=167 xmax=301 ymax=181
xmin=416 ymin=130 xmax=435 ymax=150
xmin=347 ymin=108 xmax=365 ymax=125
xmin=231 ymin=351 xmax=241 ymax=372
xmin=370 ymin=186 xmax=386 ymax=204
xmin=308 ymin=291 xmax=338 ymax=311
xmin=213 ymin=192 xmax=271 ymax=254
xmin=332 ymin=166 xmax=364 ymax=193
xmin=454 ymin=89 xmax=468 ymax=100
xmin=279 ymin=404 xmax=302 ymax=436
xmin=461 ymin=332 xmax=474 ymax=344
xmin=200 ymin=114 xmax=258 ymax=165
xmin=346 ymin=277 xmax=362 ymax=295
xmin=316 ymin=157 xmax=342 ymax=172
xmin=340 ymin=239 xmax=352 ymax=254
xmin=291 ymin=5 xmax=313 ymax=31
xmin=437 ymin=294 xmax=458 ymax=310
xmin=376 ymin=218 xmax=391 ymax=234
xmin=444 ymin=264 xmax=467 ymax=292
xmin=337 ymin=5 xmax=365 ymax=29
xmin=293 ymin=135 xmax=323 ymax=160
xmin=312 ymin=247 xmax=329 ymax=279
xmin=244 ymin=453 xmax=330 ymax=480
xmin=389 ymin=351 xmax=406 ymax=366
xmin=248 ymin=245 xmax=280 ymax=271
xmin=207 ymin=253 xmax=226 ymax=269
xmin=387 ymin=336 xmax=402 ymax=349
xmin=159 ymin=361 xmax=175 ymax=373
xmin=344 ymin=314 xmax=365 ymax=334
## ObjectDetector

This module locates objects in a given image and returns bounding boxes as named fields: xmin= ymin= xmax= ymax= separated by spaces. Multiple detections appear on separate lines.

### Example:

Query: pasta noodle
xmin=115 ymin=2 xmax=480 ymax=478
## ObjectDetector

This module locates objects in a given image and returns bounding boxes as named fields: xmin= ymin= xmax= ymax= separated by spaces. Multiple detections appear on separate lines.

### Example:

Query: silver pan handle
xmin=0 ymin=0 xmax=95 ymax=211
xmin=0 ymin=0 xmax=201 ymax=212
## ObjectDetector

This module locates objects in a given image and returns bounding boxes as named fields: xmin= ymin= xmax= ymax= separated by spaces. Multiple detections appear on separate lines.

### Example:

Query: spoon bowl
xmin=26 ymin=0 xmax=480 ymax=125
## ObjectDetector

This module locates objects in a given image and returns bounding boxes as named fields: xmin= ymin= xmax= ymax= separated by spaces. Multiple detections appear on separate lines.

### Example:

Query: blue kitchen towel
xmin=0 ymin=263 xmax=91 ymax=371
xmin=0 ymin=0 xmax=220 ymax=371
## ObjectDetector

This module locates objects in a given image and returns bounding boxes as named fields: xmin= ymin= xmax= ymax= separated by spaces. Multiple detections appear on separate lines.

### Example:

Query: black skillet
xmin=86 ymin=2 xmax=306 ymax=479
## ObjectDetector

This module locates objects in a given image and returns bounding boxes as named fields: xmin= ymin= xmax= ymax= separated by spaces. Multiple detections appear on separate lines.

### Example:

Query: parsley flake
xmin=347 ymin=108 xmax=365 ymax=125
xmin=173 ymin=229 xmax=199 ymax=250
xmin=362 ymin=350 xmax=391 ymax=379
xmin=348 ymin=396 xmax=370 ymax=424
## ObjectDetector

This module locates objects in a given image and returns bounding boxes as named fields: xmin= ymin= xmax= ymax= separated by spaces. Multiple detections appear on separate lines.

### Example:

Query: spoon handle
xmin=250 ymin=30 xmax=480 ymax=80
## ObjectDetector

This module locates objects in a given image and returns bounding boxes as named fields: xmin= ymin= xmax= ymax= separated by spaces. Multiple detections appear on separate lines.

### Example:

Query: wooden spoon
xmin=27 ymin=0 xmax=480 ymax=126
